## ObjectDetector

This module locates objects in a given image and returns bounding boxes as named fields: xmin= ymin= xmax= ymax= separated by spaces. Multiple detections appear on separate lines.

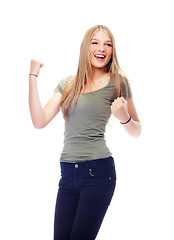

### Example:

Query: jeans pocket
xmin=88 ymin=166 xmax=116 ymax=180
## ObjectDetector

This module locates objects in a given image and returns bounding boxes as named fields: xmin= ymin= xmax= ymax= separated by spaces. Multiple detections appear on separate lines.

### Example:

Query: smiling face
xmin=89 ymin=29 xmax=113 ymax=71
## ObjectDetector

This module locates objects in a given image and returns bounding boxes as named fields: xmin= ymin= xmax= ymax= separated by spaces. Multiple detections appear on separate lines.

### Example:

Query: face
xmin=89 ymin=29 xmax=113 ymax=70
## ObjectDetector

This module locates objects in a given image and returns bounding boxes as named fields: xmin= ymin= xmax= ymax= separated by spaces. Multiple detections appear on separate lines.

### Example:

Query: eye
xmin=106 ymin=43 xmax=112 ymax=47
xmin=91 ymin=41 xmax=98 ymax=45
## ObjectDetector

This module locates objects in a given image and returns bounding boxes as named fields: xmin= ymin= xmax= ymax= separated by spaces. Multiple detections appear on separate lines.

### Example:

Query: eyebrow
xmin=91 ymin=38 xmax=112 ymax=43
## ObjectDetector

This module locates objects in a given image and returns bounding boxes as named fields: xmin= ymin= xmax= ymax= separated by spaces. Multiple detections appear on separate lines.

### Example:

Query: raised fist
xmin=30 ymin=59 xmax=44 ymax=76
xmin=111 ymin=97 xmax=129 ymax=123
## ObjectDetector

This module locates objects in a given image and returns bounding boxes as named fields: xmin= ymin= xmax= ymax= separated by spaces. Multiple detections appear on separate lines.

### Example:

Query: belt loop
xmin=60 ymin=162 xmax=65 ymax=175
xmin=86 ymin=160 xmax=91 ymax=172
xmin=86 ymin=160 xmax=89 ymax=170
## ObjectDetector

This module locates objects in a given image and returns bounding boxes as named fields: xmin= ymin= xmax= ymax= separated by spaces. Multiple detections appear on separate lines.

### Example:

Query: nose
xmin=98 ymin=43 xmax=105 ymax=52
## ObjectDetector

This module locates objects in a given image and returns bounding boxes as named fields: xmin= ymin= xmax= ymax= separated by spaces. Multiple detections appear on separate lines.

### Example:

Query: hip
xmin=59 ymin=156 xmax=116 ymax=192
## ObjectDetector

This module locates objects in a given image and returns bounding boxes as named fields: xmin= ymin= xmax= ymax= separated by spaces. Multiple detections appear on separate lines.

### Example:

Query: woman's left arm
xmin=111 ymin=97 xmax=142 ymax=137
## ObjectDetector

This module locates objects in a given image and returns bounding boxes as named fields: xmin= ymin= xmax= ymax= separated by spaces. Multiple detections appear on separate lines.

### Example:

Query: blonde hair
xmin=59 ymin=25 xmax=127 ymax=119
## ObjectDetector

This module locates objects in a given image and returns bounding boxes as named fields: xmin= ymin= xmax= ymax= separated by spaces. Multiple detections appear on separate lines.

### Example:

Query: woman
xmin=29 ymin=25 xmax=141 ymax=240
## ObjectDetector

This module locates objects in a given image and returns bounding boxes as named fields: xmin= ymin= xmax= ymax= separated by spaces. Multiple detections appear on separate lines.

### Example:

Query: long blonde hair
xmin=59 ymin=25 xmax=127 ymax=119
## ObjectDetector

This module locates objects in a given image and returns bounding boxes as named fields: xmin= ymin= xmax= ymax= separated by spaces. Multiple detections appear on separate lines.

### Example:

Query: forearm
xmin=122 ymin=117 xmax=142 ymax=137
xmin=29 ymin=76 xmax=45 ymax=128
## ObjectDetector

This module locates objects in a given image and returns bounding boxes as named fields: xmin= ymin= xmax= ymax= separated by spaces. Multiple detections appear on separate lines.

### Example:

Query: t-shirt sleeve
xmin=54 ymin=76 xmax=71 ymax=94
xmin=121 ymin=77 xmax=132 ymax=99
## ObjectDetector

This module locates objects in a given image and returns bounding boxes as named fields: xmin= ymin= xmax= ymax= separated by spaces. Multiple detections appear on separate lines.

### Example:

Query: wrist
xmin=120 ymin=115 xmax=131 ymax=124
xmin=29 ymin=73 xmax=38 ymax=77
xmin=118 ymin=112 xmax=130 ymax=123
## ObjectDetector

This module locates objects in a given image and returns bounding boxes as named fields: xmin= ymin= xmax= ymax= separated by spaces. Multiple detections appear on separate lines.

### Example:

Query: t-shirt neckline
xmin=80 ymin=77 xmax=113 ymax=95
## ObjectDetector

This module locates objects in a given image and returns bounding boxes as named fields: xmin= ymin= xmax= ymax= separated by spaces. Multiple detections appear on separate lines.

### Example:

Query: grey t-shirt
xmin=55 ymin=76 xmax=132 ymax=163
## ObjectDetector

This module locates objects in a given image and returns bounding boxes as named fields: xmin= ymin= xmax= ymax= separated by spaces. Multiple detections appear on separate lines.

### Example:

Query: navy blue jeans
xmin=54 ymin=156 xmax=116 ymax=240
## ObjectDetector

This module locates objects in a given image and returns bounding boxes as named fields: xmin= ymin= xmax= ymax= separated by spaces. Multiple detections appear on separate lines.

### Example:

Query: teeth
xmin=95 ymin=54 xmax=105 ymax=58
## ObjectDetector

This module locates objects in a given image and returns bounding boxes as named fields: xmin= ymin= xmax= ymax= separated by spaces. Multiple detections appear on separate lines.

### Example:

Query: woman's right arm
xmin=29 ymin=59 xmax=62 ymax=129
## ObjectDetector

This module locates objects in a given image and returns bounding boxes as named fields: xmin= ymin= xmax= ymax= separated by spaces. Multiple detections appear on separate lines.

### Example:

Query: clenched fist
xmin=30 ymin=59 xmax=44 ymax=76
xmin=111 ymin=97 xmax=130 ymax=123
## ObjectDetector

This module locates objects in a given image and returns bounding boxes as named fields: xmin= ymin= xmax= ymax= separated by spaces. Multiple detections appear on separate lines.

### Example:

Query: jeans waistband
xmin=60 ymin=156 xmax=114 ymax=172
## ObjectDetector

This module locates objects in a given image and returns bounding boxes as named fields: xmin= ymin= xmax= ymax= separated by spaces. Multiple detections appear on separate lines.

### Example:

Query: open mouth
xmin=94 ymin=54 xmax=106 ymax=61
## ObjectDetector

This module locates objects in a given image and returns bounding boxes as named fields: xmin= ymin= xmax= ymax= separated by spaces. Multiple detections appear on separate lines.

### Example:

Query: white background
xmin=0 ymin=0 xmax=174 ymax=239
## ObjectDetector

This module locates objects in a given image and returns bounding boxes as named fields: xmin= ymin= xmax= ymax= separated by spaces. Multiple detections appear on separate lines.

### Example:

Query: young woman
xmin=29 ymin=25 xmax=141 ymax=240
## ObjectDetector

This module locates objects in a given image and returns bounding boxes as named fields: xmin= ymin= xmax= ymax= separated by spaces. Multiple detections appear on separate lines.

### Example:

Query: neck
xmin=91 ymin=67 xmax=109 ymax=81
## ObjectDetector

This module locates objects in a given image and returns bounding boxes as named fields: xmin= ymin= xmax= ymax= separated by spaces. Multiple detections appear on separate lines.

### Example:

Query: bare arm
xmin=29 ymin=60 xmax=62 ymax=129
xmin=111 ymin=97 xmax=141 ymax=137
xmin=122 ymin=97 xmax=141 ymax=137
